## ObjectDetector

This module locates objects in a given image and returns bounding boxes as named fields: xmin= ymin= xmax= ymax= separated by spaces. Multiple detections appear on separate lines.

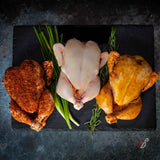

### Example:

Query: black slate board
xmin=12 ymin=25 xmax=156 ymax=130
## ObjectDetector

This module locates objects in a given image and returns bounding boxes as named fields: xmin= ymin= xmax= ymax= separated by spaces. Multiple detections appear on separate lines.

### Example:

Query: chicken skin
xmin=42 ymin=61 xmax=54 ymax=86
xmin=96 ymin=51 xmax=159 ymax=124
xmin=3 ymin=60 xmax=45 ymax=113
xmin=3 ymin=60 xmax=55 ymax=131
xmin=53 ymin=38 xmax=108 ymax=110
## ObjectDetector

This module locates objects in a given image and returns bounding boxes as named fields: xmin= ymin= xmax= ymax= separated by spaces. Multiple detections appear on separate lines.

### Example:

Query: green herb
xmin=85 ymin=103 xmax=102 ymax=137
xmin=85 ymin=26 xmax=119 ymax=136
xmin=108 ymin=27 xmax=119 ymax=52
xmin=33 ymin=25 xmax=79 ymax=129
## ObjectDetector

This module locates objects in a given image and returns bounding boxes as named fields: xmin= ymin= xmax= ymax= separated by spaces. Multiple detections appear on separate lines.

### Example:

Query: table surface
xmin=0 ymin=1 xmax=160 ymax=160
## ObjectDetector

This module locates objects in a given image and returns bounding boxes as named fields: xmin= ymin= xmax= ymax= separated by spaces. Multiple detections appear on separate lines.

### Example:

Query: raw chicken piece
xmin=3 ymin=60 xmax=55 ymax=131
xmin=53 ymin=38 xmax=108 ymax=110
xmin=96 ymin=51 xmax=159 ymax=124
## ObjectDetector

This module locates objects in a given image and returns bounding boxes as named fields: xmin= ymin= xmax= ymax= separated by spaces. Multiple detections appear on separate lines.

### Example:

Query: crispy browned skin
xmin=9 ymin=89 xmax=55 ymax=132
xmin=107 ymin=51 xmax=120 ymax=74
xmin=3 ymin=60 xmax=45 ymax=113
xmin=105 ymin=97 xmax=142 ymax=124
xmin=42 ymin=61 xmax=54 ymax=86
xmin=31 ymin=88 xmax=55 ymax=131
xmin=3 ymin=60 xmax=55 ymax=132
xmin=96 ymin=51 xmax=159 ymax=124
xmin=110 ymin=54 xmax=153 ymax=106
xmin=142 ymin=72 xmax=159 ymax=92
xmin=96 ymin=82 xmax=113 ymax=114
xmin=9 ymin=100 xmax=34 ymax=126
xmin=3 ymin=66 xmax=21 ymax=101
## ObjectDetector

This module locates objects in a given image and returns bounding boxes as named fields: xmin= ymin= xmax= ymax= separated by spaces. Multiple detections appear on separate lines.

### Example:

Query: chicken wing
xmin=42 ymin=61 xmax=54 ymax=86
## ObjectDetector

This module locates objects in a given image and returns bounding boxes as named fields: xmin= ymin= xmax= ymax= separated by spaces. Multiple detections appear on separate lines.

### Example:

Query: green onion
xmin=33 ymin=25 xmax=79 ymax=129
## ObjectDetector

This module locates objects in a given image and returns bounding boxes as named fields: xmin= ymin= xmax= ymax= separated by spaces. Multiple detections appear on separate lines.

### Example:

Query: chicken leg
xmin=81 ymin=76 xmax=100 ymax=104
xmin=31 ymin=88 xmax=55 ymax=131
xmin=105 ymin=97 xmax=142 ymax=124
xmin=96 ymin=81 xmax=113 ymax=114
xmin=56 ymin=71 xmax=81 ymax=109
xmin=9 ymin=100 xmax=34 ymax=126
xmin=9 ymin=88 xmax=55 ymax=132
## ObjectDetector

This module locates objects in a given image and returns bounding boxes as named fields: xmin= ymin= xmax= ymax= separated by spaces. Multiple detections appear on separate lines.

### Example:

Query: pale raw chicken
xmin=53 ymin=38 xmax=108 ymax=110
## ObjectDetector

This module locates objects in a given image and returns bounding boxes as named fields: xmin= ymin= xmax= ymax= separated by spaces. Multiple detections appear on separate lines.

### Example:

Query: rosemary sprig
xmin=85 ymin=103 xmax=102 ymax=137
xmin=33 ymin=25 xmax=79 ymax=129
xmin=85 ymin=26 xmax=119 ymax=136
xmin=99 ymin=45 xmax=109 ymax=88
xmin=108 ymin=27 xmax=119 ymax=52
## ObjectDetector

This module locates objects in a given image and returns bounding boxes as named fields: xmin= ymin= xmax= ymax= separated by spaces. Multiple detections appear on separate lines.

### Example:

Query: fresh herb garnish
xmin=85 ymin=26 xmax=119 ymax=136
xmin=85 ymin=102 xmax=102 ymax=137
xmin=108 ymin=27 xmax=119 ymax=52
xmin=34 ymin=25 xmax=79 ymax=129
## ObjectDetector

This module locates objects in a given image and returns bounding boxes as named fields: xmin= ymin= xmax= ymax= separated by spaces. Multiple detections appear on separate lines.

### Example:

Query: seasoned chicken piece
xmin=96 ymin=51 xmax=159 ymax=124
xmin=3 ymin=60 xmax=45 ymax=113
xmin=31 ymin=88 xmax=55 ymax=131
xmin=53 ymin=38 xmax=108 ymax=110
xmin=3 ymin=60 xmax=55 ymax=131
xmin=105 ymin=97 xmax=142 ymax=124
xmin=9 ymin=89 xmax=54 ymax=132
xmin=96 ymin=82 xmax=113 ymax=114
xmin=109 ymin=53 xmax=158 ymax=106
xmin=42 ymin=61 xmax=54 ymax=86
xmin=9 ymin=100 xmax=35 ymax=126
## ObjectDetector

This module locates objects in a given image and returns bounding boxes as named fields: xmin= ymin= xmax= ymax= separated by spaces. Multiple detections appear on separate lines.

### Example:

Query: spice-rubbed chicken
xmin=3 ymin=60 xmax=55 ymax=131
xmin=53 ymin=38 xmax=108 ymax=110
xmin=96 ymin=51 xmax=159 ymax=124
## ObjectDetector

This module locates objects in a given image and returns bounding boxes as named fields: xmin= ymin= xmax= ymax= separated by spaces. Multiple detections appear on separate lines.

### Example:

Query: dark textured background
xmin=0 ymin=1 xmax=160 ymax=160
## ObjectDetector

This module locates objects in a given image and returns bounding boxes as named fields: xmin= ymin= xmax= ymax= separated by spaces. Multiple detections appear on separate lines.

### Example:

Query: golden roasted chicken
xmin=96 ymin=51 xmax=159 ymax=124
xmin=3 ymin=60 xmax=55 ymax=131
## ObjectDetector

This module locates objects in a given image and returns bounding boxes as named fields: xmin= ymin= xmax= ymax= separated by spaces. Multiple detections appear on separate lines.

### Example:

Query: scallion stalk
xmin=33 ymin=25 xmax=80 ymax=129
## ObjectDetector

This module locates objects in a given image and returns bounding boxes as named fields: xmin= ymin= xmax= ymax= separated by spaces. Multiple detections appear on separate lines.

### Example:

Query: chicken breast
xmin=3 ymin=60 xmax=45 ymax=113
xmin=110 ymin=54 xmax=156 ymax=106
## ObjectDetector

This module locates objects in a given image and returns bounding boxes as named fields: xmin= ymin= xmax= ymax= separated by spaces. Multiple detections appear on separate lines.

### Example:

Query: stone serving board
xmin=12 ymin=25 xmax=156 ymax=130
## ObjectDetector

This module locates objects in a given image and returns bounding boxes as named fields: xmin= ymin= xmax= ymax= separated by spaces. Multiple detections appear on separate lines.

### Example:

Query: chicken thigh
xmin=53 ymin=38 xmax=108 ymax=110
